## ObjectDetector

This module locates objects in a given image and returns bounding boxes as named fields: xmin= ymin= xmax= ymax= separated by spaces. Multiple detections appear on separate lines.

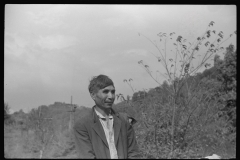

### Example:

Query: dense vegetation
xmin=114 ymin=21 xmax=236 ymax=159
xmin=114 ymin=44 xmax=236 ymax=159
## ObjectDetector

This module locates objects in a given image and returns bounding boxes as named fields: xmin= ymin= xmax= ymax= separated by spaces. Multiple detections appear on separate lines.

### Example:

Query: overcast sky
xmin=4 ymin=4 xmax=236 ymax=113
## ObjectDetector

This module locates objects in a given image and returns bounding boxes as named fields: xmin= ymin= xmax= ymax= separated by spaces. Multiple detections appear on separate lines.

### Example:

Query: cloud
xmin=38 ymin=35 xmax=79 ymax=50
xmin=30 ymin=5 xmax=68 ymax=29
xmin=5 ymin=32 xmax=81 ymax=94
xmin=124 ymin=49 xmax=149 ymax=57
xmin=110 ymin=49 xmax=148 ymax=58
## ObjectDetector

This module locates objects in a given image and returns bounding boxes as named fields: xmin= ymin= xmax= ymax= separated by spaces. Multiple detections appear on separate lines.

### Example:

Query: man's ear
xmin=90 ymin=92 xmax=96 ymax=101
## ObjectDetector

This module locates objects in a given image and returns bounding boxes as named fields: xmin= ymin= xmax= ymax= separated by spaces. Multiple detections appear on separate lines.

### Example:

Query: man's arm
xmin=73 ymin=122 xmax=95 ymax=159
xmin=127 ymin=121 xmax=140 ymax=159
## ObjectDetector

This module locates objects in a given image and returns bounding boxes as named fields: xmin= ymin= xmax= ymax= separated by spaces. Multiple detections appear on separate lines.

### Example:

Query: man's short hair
xmin=88 ymin=75 xmax=114 ymax=94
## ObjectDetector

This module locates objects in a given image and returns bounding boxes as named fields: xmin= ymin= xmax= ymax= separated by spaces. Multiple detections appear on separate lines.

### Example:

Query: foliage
xmin=132 ymin=90 xmax=148 ymax=102
xmin=4 ymin=103 xmax=11 ymax=121
xmin=117 ymin=21 xmax=236 ymax=159
xmin=117 ymin=53 xmax=236 ymax=158
xmin=23 ymin=105 xmax=55 ymax=158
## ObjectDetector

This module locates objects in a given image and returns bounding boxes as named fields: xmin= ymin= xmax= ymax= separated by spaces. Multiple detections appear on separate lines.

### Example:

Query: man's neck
xmin=95 ymin=105 xmax=112 ymax=117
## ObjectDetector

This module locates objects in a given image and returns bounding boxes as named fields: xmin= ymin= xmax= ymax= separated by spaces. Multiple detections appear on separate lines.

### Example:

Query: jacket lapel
xmin=91 ymin=107 xmax=109 ymax=148
xmin=113 ymin=113 xmax=122 ymax=146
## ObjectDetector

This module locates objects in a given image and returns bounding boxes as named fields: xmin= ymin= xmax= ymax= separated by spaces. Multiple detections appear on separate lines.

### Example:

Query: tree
xmin=123 ymin=21 xmax=236 ymax=158
xmin=4 ymin=103 xmax=10 ymax=121
xmin=26 ymin=106 xmax=55 ymax=158
xmin=220 ymin=44 xmax=236 ymax=92
xmin=115 ymin=21 xmax=236 ymax=158
xmin=4 ymin=103 xmax=16 ymax=125
xmin=215 ymin=44 xmax=236 ymax=139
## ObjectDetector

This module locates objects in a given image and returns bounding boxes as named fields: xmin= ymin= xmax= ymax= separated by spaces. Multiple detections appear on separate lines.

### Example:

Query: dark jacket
xmin=73 ymin=106 xmax=139 ymax=159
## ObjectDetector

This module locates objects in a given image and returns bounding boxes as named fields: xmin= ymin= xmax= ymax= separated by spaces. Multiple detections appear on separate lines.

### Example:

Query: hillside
xmin=4 ymin=102 xmax=91 ymax=159
xmin=112 ymin=45 xmax=236 ymax=159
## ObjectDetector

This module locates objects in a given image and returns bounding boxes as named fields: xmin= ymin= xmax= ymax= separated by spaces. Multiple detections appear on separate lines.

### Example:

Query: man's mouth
xmin=105 ymin=102 xmax=113 ymax=104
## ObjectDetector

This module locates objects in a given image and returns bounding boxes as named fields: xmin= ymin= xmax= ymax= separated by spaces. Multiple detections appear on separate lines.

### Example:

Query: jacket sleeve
xmin=73 ymin=121 xmax=96 ymax=159
xmin=126 ymin=119 xmax=140 ymax=159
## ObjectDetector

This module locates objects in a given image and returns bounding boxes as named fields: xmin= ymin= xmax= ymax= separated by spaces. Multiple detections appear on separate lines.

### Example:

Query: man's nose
xmin=107 ymin=92 xmax=114 ymax=99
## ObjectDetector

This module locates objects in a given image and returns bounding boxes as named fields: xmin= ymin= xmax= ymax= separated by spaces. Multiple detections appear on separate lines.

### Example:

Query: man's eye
xmin=103 ymin=90 xmax=108 ymax=93
xmin=102 ymin=90 xmax=115 ymax=94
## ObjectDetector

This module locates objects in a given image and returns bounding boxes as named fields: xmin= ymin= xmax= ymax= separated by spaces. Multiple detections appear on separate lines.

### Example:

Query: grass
xmin=4 ymin=124 xmax=32 ymax=158
xmin=4 ymin=123 xmax=78 ymax=158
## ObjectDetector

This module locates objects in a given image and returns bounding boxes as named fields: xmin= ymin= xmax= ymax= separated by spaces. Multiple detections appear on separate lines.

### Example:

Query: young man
xmin=73 ymin=74 xmax=139 ymax=159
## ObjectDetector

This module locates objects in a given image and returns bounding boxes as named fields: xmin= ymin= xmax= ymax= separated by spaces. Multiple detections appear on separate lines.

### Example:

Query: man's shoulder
xmin=74 ymin=107 xmax=93 ymax=128
xmin=117 ymin=111 xmax=137 ymax=126
xmin=118 ymin=112 xmax=128 ymax=121
xmin=115 ymin=111 xmax=131 ymax=126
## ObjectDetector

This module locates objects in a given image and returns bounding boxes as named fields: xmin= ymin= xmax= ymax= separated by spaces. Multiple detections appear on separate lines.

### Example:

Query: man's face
xmin=91 ymin=85 xmax=115 ymax=109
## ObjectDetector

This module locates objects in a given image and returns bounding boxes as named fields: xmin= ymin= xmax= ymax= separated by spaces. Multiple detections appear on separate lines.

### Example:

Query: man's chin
xmin=104 ymin=103 xmax=113 ymax=108
xmin=96 ymin=103 xmax=113 ymax=109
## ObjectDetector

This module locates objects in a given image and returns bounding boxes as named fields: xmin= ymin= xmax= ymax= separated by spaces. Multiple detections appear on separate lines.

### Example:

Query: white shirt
xmin=94 ymin=108 xmax=118 ymax=159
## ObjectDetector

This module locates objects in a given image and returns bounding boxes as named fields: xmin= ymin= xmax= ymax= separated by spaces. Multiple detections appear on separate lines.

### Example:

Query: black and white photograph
xmin=4 ymin=4 xmax=236 ymax=159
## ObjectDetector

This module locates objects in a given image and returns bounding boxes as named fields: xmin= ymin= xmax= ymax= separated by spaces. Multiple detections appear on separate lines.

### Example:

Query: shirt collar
xmin=94 ymin=107 xmax=113 ymax=119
